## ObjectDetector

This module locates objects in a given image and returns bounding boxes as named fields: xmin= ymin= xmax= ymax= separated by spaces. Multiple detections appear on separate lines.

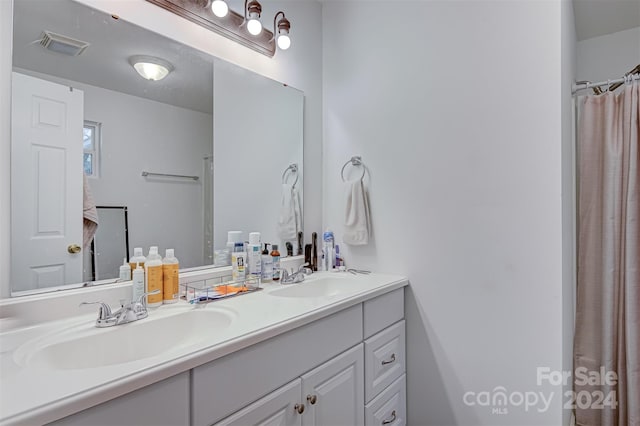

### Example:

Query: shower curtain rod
xmin=572 ymin=64 xmax=640 ymax=95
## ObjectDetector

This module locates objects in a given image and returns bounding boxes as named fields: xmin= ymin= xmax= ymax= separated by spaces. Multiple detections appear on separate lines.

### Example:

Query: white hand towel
xmin=278 ymin=183 xmax=299 ymax=240
xmin=343 ymin=180 xmax=370 ymax=245
xmin=82 ymin=173 xmax=99 ymax=249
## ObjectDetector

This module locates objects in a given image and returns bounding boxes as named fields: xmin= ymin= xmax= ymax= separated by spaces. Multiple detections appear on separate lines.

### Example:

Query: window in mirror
xmin=83 ymin=120 xmax=101 ymax=178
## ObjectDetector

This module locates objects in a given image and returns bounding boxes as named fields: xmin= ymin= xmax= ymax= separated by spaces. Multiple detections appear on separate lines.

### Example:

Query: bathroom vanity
xmin=0 ymin=272 xmax=408 ymax=426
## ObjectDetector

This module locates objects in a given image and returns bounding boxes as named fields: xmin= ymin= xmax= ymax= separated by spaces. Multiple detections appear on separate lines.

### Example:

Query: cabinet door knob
xmin=382 ymin=410 xmax=397 ymax=425
xmin=381 ymin=353 xmax=396 ymax=365
xmin=68 ymin=244 xmax=82 ymax=254
xmin=294 ymin=403 xmax=305 ymax=414
xmin=306 ymin=394 xmax=317 ymax=405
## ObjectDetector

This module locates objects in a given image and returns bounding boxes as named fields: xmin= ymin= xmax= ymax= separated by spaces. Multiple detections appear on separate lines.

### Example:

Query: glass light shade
xmin=129 ymin=56 xmax=174 ymax=81
xmin=247 ymin=17 xmax=262 ymax=35
xmin=277 ymin=34 xmax=290 ymax=50
xmin=211 ymin=0 xmax=228 ymax=18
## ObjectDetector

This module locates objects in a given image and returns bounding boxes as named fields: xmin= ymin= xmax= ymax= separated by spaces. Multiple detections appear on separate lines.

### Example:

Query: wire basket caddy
xmin=180 ymin=273 xmax=261 ymax=304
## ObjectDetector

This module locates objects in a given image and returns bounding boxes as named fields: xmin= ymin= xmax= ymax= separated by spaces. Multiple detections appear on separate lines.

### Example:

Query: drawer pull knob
xmin=294 ymin=403 xmax=305 ymax=414
xmin=382 ymin=410 xmax=397 ymax=425
xmin=381 ymin=353 xmax=396 ymax=365
xmin=307 ymin=394 xmax=317 ymax=405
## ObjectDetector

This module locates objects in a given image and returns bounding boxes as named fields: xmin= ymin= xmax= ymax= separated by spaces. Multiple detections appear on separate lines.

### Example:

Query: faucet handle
xmin=134 ymin=289 xmax=161 ymax=307
xmin=298 ymin=263 xmax=313 ymax=275
xmin=79 ymin=301 xmax=113 ymax=320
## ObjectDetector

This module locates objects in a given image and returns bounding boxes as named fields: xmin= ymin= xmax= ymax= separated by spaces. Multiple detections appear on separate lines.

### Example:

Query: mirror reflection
xmin=9 ymin=0 xmax=303 ymax=296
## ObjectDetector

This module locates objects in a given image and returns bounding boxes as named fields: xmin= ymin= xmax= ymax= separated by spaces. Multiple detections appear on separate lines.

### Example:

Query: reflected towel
xmin=83 ymin=173 xmax=99 ymax=248
xmin=343 ymin=180 xmax=370 ymax=246
xmin=277 ymin=183 xmax=301 ymax=240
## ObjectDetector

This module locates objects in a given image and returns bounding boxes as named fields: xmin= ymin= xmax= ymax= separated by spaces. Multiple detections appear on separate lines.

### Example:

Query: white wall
xmin=561 ymin=2 xmax=576 ymax=426
xmin=323 ymin=1 xmax=566 ymax=424
xmin=577 ymin=26 xmax=640 ymax=83
xmin=0 ymin=0 xmax=323 ymax=296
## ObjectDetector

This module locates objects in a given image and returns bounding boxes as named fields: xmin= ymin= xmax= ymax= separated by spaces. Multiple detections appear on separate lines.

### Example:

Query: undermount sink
xmin=14 ymin=307 xmax=235 ymax=370
xmin=269 ymin=275 xmax=358 ymax=298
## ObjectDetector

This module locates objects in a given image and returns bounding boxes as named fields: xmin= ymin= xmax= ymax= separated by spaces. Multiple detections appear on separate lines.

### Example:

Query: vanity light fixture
xmin=272 ymin=12 xmax=291 ymax=50
xmin=210 ymin=0 xmax=228 ymax=18
xmin=146 ymin=0 xmax=292 ymax=57
xmin=244 ymin=0 xmax=263 ymax=36
xmin=129 ymin=55 xmax=174 ymax=81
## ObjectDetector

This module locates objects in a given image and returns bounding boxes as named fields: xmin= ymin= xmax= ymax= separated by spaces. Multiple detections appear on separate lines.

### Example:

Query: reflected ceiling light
xmin=273 ymin=11 xmax=290 ymax=50
xmin=210 ymin=0 xmax=228 ymax=18
xmin=244 ymin=0 xmax=263 ymax=36
xmin=128 ymin=55 xmax=174 ymax=81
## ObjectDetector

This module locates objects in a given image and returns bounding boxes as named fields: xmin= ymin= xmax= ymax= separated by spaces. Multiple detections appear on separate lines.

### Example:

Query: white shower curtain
xmin=574 ymin=82 xmax=639 ymax=426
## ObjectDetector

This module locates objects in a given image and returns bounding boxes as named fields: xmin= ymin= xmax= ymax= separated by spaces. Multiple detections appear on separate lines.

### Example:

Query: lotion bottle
xmin=162 ymin=249 xmax=180 ymax=304
xmin=247 ymin=232 xmax=262 ymax=279
xmin=232 ymin=243 xmax=246 ymax=282
xmin=261 ymin=243 xmax=273 ymax=282
xmin=271 ymin=244 xmax=281 ymax=281
xmin=129 ymin=247 xmax=146 ymax=272
xmin=132 ymin=263 xmax=145 ymax=302
xmin=119 ymin=258 xmax=131 ymax=281
xmin=145 ymin=246 xmax=163 ymax=307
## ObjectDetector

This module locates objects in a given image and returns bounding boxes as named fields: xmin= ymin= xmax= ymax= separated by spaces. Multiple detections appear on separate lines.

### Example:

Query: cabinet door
xmin=301 ymin=344 xmax=364 ymax=426
xmin=47 ymin=372 xmax=189 ymax=426
xmin=214 ymin=379 xmax=302 ymax=426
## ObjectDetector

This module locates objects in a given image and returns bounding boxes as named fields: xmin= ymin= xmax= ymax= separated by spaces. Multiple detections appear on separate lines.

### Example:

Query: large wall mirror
xmin=9 ymin=0 xmax=303 ymax=296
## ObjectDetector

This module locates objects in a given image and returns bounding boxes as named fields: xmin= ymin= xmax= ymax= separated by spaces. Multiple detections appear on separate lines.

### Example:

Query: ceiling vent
xmin=40 ymin=31 xmax=90 ymax=56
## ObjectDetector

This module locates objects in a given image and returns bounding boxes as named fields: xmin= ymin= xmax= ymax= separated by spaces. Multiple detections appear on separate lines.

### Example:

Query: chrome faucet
xmin=80 ymin=289 xmax=160 ymax=328
xmin=281 ymin=263 xmax=313 ymax=284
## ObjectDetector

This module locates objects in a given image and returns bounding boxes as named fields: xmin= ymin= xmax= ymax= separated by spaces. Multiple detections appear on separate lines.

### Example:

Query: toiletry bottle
xmin=322 ymin=229 xmax=335 ymax=271
xmin=271 ymin=244 xmax=281 ymax=281
xmin=335 ymin=245 xmax=343 ymax=268
xmin=145 ymin=246 xmax=163 ymax=307
xmin=132 ymin=263 xmax=145 ymax=301
xmin=247 ymin=232 xmax=262 ymax=280
xmin=162 ymin=249 xmax=180 ymax=304
xmin=232 ymin=242 xmax=246 ymax=282
xmin=119 ymin=258 xmax=131 ymax=281
xmin=226 ymin=231 xmax=243 ymax=260
xmin=286 ymin=241 xmax=293 ymax=257
xmin=261 ymin=243 xmax=273 ymax=282
xmin=311 ymin=232 xmax=318 ymax=271
xmin=129 ymin=247 xmax=146 ymax=272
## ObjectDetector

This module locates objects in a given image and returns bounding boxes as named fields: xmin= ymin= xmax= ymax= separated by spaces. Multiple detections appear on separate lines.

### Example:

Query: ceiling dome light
xmin=210 ymin=0 xmax=228 ymax=18
xmin=244 ymin=0 xmax=263 ymax=36
xmin=273 ymin=12 xmax=291 ymax=50
xmin=128 ymin=55 xmax=174 ymax=81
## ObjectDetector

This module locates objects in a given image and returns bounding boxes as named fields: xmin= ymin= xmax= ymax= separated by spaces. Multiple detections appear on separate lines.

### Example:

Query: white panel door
xmin=301 ymin=344 xmax=364 ymax=426
xmin=11 ymin=72 xmax=84 ymax=291
xmin=215 ymin=379 xmax=302 ymax=426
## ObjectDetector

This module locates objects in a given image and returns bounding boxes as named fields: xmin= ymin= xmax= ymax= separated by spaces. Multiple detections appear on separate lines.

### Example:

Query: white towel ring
xmin=341 ymin=156 xmax=366 ymax=182
xmin=282 ymin=163 xmax=299 ymax=187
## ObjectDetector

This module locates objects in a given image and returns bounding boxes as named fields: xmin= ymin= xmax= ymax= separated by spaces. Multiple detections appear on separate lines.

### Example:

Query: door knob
xmin=306 ymin=394 xmax=317 ymax=405
xmin=294 ymin=403 xmax=305 ymax=414
xmin=68 ymin=244 xmax=81 ymax=254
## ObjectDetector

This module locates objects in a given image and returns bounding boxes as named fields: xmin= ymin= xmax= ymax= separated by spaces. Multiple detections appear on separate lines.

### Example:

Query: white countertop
xmin=0 ymin=272 xmax=408 ymax=425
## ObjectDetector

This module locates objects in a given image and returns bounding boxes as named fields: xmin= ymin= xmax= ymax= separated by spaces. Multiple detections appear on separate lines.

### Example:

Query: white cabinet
xmin=47 ymin=372 xmax=190 ymax=426
xmin=214 ymin=379 xmax=303 ymax=426
xmin=215 ymin=345 xmax=364 ymax=426
xmin=364 ymin=320 xmax=406 ymax=403
xmin=365 ymin=375 xmax=406 ymax=426
xmin=301 ymin=345 xmax=364 ymax=426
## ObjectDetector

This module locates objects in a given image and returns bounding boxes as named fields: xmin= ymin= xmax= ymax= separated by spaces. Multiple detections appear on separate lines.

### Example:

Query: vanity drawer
xmin=365 ymin=374 xmax=406 ymax=426
xmin=363 ymin=288 xmax=404 ymax=339
xmin=364 ymin=320 xmax=405 ymax=403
